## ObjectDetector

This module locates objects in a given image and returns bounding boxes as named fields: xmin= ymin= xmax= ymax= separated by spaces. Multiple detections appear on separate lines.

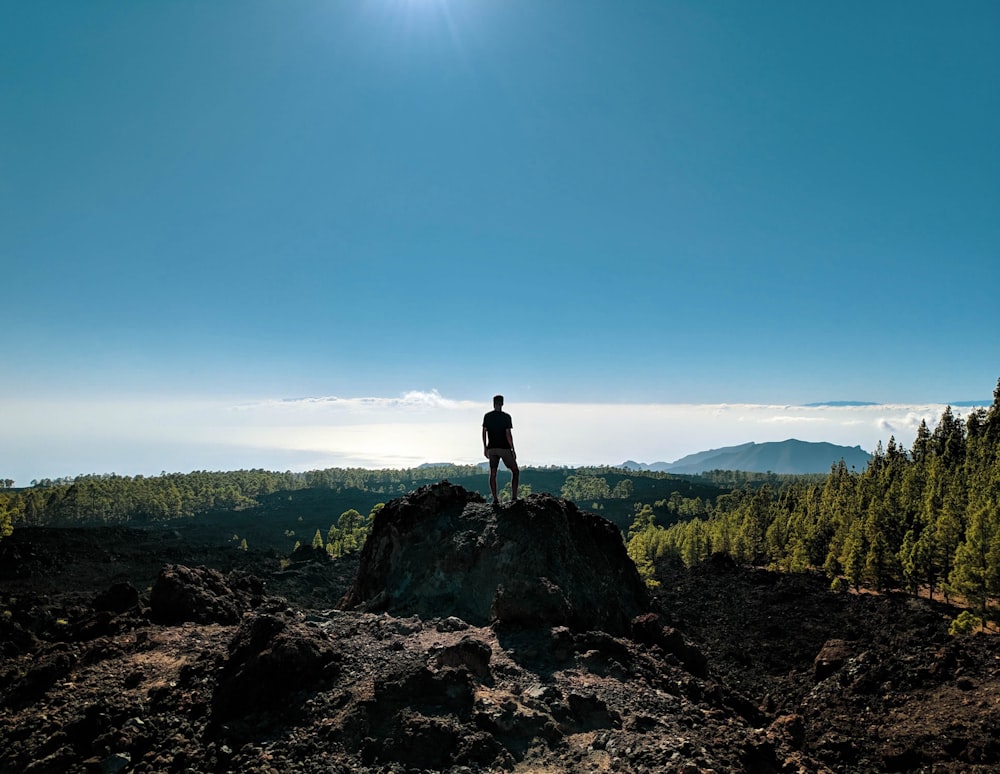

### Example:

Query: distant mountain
xmin=622 ymin=439 xmax=872 ymax=475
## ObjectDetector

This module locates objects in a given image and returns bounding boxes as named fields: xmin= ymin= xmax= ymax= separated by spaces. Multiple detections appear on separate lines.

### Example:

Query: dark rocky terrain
xmin=1 ymin=481 xmax=998 ymax=773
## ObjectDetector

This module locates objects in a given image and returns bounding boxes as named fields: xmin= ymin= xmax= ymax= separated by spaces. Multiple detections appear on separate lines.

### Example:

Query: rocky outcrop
xmin=339 ymin=482 xmax=648 ymax=634
xmin=149 ymin=565 xmax=264 ymax=625
xmin=211 ymin=610 xmax=341 ymax=724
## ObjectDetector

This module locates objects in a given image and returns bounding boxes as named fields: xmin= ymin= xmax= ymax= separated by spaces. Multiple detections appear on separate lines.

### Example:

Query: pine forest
xmin=627 ymin=379 xmax=1000 ymax=631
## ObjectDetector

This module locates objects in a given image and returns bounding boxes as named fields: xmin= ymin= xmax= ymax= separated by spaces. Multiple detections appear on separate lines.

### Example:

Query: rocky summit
xmin=1 ymin=483 xmax=998 ymax=773
xmin=340 ymin=481 xmax=649 ymax=634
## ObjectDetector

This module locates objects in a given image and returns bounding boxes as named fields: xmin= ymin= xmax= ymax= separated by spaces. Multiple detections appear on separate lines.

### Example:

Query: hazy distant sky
xmin=2 ymin=2 xmax=998 ymax=482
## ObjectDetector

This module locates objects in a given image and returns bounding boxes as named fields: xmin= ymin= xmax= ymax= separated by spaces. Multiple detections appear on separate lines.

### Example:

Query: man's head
xmin=493 ymin=394 xmax=504 ymax=410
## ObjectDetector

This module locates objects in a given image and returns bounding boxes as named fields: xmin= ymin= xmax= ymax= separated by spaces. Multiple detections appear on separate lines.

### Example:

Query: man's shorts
xmin=487 ymin=448 xmax=517 ymax=470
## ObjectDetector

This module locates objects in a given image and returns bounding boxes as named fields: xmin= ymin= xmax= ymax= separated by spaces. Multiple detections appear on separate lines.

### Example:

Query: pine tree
xmin=950 ymin=501 xmax=995 ymax=619
xmin=950 ymin=420 xmax=1000 ymax=617
xmin=680 ymin=518 xmax=708 ymax=567
xmin=821 ymin=460 xmax=858 ymax=577
xmin=911 ymin=419 xmax=932 ymax=464
xmin=913 ymin=520 xmax=940 ymax=598
xmin=734 ymin=485 xmax=773 ymax=565
xmin=626 ymin=528 xmax=658 ymax=585
xmin=0 ymin=497 xmax=13 ymax=542
xmin=627 ymin=504 xmax=657 ymax=541
xmin=984 ymin=377 xmax=1000 ymax=448
xmin=934 ymin=478 xmax=966 ymax=602
xmin=899 ymin=529 xmax=919 ymax=594
xmin=841 ymin=519 xmax=867 ymax=590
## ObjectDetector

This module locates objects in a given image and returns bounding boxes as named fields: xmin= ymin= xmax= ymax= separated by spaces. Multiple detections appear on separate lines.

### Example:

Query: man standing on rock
xmin=482 ymin=394 xmax=519 ymax=506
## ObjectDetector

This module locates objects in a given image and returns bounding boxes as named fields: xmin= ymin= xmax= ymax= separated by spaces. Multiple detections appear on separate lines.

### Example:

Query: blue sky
xmin=2 ymin=1 xmax=998 ymax=482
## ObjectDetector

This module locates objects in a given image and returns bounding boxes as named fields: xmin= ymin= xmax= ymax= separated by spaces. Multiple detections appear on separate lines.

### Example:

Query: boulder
xmin=340 ymin=481 xmax=648 ymax=635
xmin=211 ymin=611 xmax=340 ymax=722
xmin=814 ymin=639 xmax=854 ymax=682
xmin=631 ymin=612 xmax=708 ymax=677
xmin=93 ymin=582 xmax=140 ymax=614
xmin=149 ymin=565 xmax=262 ymax=625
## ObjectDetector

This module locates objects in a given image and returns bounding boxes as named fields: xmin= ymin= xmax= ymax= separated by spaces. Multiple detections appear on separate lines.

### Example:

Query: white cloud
xmin=232 ymin=390 xmax=478 ymax=420
xmin=760 ymin=415 xmax=827 ymax=424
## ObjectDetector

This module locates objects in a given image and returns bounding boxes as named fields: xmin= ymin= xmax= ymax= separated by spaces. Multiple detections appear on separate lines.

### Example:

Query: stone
xmin=340 ymin=482 xmax=648 ymax=634
xmin=149 ymin=564 xmax=263 ymax=625
xmin=814 ymin=639 xmax=854 ymax=682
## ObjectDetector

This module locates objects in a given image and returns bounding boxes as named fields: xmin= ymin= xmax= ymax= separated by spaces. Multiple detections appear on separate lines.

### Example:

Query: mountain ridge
xmin=622 ymin=438 xmax=872 ymax=475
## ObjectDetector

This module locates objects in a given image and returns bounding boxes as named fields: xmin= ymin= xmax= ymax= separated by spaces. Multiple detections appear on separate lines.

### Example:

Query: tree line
xmin=0 ymin=462 xmax=718 ymax=534
xmin=628 ymin=379 xmax=1000 ymax=626
xmin=0 ymin=466 xmax=483 ymax=529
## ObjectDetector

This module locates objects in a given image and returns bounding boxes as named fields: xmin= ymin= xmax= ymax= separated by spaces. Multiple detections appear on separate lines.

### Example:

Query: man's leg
xmin=499 ymin=449 xmax=519 ymax=502
xmin=488 ymin=457 xmax=500 ymax=504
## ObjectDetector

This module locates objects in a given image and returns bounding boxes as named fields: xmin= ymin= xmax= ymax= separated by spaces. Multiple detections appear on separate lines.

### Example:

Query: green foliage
xmin=326 ymin=504 xmax=381 ymax=559
xmin=611 ymin=479 xmax=633 ymax=499
xmin=628 ymin=378 xmax=1000 ymax=619
xmin=3 ymin=466 xmax=484 ymax=528
xmin=625 ymin=505 xmax=680 ymax=585
xmin=561 ymin=475 xmax=611 ymax=501
xmin=949 ymin=610 xmax=983 ymax=636
xmin=4 ymin=463 xmax=731 ymax=544
xmin=1 ymin=464 xmax=735 ymax=556
xmin=559 ymin=474 xmax=648 ymax=505
xmin=0 ymin=496 xmax=13 ymax=543
xmin=499 ymin=481 xmax=531 ymax=503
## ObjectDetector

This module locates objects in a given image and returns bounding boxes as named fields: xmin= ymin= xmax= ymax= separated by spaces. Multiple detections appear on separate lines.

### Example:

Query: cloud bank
xmin=0 ymin=390 xmax=984 ymax=484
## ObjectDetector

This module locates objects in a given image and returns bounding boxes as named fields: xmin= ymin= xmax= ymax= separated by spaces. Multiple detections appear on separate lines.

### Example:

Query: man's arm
xmin=482 ymin=426 xmax=489 ymax=457
xmin=506 ymin=429 xmax=515 ymax=455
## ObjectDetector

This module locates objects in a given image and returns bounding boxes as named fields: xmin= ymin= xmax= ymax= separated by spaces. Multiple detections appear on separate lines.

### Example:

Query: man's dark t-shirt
xmin=483 ymin=410 xmax=513 ymax=449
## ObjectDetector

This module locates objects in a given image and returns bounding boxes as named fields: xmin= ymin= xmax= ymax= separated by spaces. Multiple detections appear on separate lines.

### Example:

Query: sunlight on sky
xmin=0 ymin=391 xmax=979 ymax=484
xmin=2 ymin=3 xmax=997 ymax=483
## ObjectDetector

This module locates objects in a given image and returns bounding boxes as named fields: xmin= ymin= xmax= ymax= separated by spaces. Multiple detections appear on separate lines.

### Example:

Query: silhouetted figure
xmin=482 ymin=394 xmax=519 ymax=506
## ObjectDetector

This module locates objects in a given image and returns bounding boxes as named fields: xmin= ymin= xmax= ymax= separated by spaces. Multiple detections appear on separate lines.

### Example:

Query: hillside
xmin=1 ymin=485 xmax=997 ymax=773
xmin=623 ymin=438 xmax=872 ymax=475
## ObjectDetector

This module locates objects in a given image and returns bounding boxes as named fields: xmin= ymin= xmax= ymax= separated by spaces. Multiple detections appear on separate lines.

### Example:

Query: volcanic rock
xmin=93 ymin=582 xmax=140 ymax=614
xmin=631 ymin=611 xmax=708 ymax=677
xmin=4 ymin=504 xmax=1000 ymax=773
xmin=814 ymin=638 xmax=854 ymax=682
xmin=339 ymin=481 xmax=648 ymax=634
xmin=211 ymin=610 xmax=341 ymax=724
xmin=149 ymin=564 xmax=264 ymax=625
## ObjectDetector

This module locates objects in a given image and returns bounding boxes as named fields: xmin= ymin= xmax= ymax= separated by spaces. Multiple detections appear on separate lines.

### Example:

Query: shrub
xmin=949 ymin=610 xmax=982 ymax=636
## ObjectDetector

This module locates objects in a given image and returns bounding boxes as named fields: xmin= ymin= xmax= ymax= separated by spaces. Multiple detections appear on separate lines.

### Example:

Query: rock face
xmin=340 ymin=481 xmax=648 ymax=635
